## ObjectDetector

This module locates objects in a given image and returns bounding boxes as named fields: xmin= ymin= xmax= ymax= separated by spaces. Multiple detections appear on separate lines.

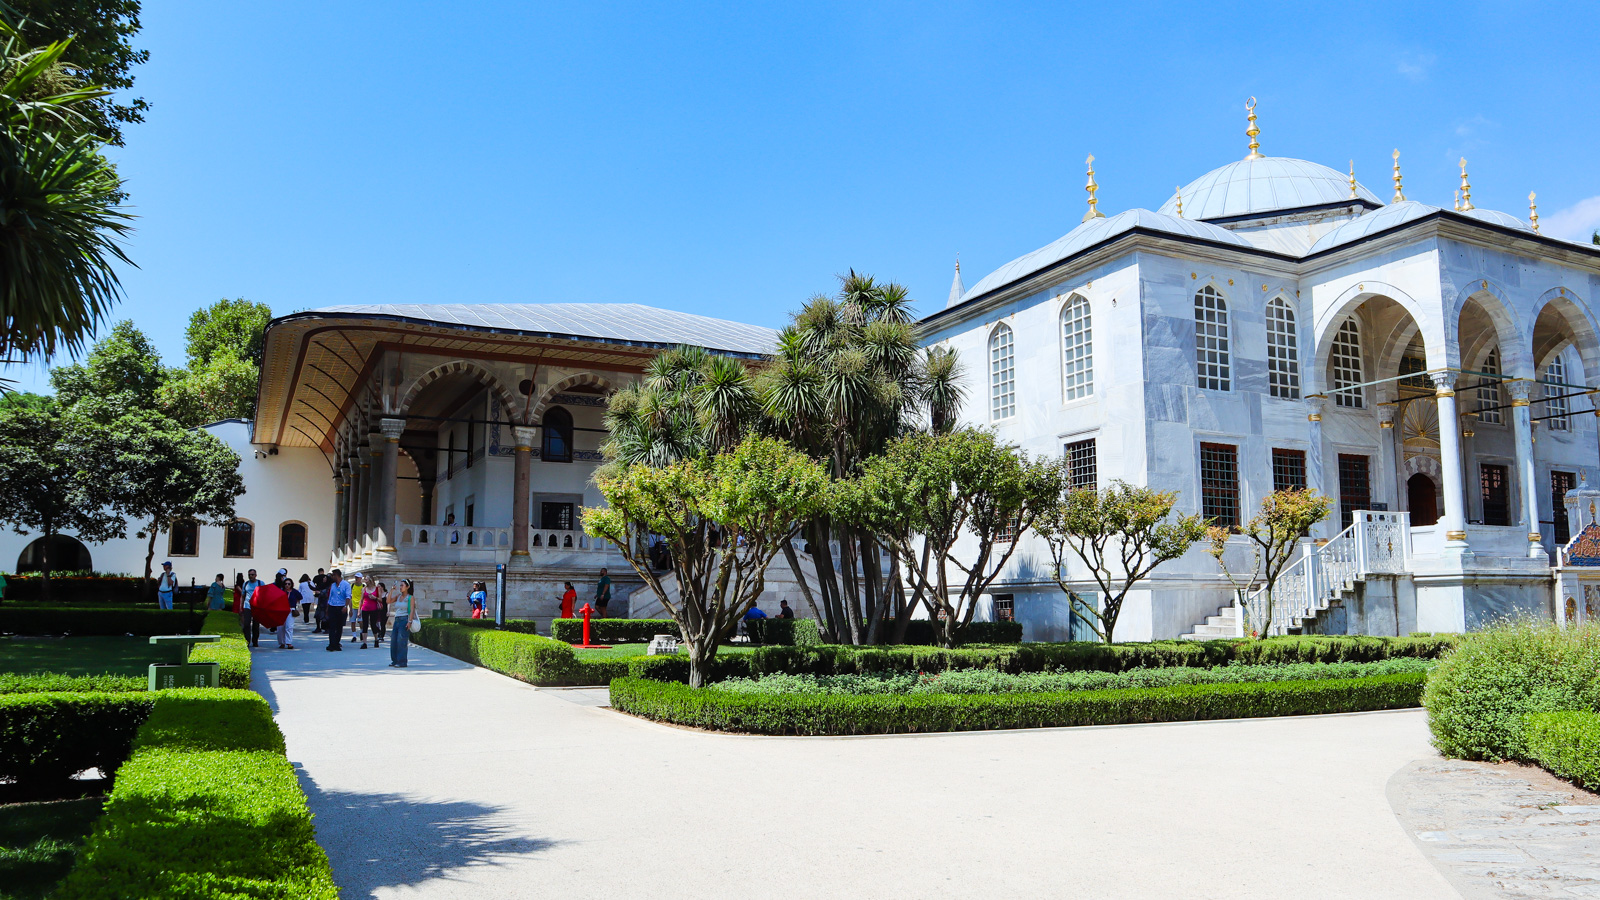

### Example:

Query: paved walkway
xmin=256 ymin=620 xmax=1465 ymax=899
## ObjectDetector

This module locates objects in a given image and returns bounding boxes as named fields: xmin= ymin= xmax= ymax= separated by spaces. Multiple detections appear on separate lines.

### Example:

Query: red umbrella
xmin=251 ymin=583 xmax=292 ymax=630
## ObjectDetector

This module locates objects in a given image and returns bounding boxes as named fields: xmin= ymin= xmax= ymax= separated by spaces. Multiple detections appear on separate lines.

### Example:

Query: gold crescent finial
xmin=1245 ymin=97 xmax=1261 ymax=159
xmin=1348 ymin=160 xmax=1358 ymax=199
xmin=1458 ymin=158 xmax=1474 ymax=210
xmin=1083 ymin=154 xmax=1104 ymax=222
xmin=1391 ymin=149 xmax=1405 ymax=202
xmin=1454 ymin=189 xmax=1461 ymax=211
xmin=1175 ymin=185 xmax=1183 ymax=218
xmin=1529 ymin=191 xmax=1539 ymax=232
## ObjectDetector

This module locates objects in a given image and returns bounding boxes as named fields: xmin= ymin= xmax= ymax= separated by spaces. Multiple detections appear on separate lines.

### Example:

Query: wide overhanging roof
xmin=255 ymin=302 xmax=779 ymax=450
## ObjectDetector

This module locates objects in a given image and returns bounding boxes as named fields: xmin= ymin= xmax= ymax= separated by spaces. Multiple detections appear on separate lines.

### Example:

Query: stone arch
xmin=398 ymin=360 xmax=519 ymax=422
xmin=1530 ymin=287 xmax=1600 ymax=385
xmin=1454 ymin=287 xmax=1531 ymax=378
xmin=1312 ymin=282 xmax=1437 ymax=396
xmin=1402 ymin=454 xmax=1442 ymax=480
xmin=529 ymin=372 xmax=614 ymax=422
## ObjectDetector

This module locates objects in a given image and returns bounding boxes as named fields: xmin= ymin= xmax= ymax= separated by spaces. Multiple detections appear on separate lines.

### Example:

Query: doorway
xmin=1407 ymin=474 xmax=1439 ymax=526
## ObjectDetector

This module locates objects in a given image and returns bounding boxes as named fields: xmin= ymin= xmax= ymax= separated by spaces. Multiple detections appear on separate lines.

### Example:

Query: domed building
xmin=923 ymin=105 xmax=1600 ymax=641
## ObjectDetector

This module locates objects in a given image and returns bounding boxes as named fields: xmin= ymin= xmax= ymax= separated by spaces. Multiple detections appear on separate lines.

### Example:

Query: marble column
xmin=333 ymin=471 xmax=348 ymax=551
xmin=1306 ymin=397 xmax=1327 ymax=537
xmin=376 ymin=418 xmax=406 ymax=553
xmin=356 ymin=449 xmax=373 ymax=547
xmin=1433 ymin=372 xmax=1470 ymax=552
xmin=1376 ymin=400 xmax=1398 ymax=512
xmin=510 ymin=425 xmax=537 ymax=567
xmin=1509 ymin=381 xmax=1544 ymax=558
xmin=364 ymin=433 xmax=382 ymax=543
xmin=345 ymin=456 xmax=362 ymax=548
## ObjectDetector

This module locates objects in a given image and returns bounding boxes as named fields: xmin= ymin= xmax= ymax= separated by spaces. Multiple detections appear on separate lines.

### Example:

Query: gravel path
xmin=255 ymin=622 xmax=1461 ymax=899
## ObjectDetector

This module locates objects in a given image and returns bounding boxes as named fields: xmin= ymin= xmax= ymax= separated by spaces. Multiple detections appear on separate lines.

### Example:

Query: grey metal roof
xmin=1158 ymin=156 xmax=1383 ymax=220
xmin=1462 ymin=207 xmax=1533 ymax=231
xmin=957 ymin=208 xmax=1253 ymax=304
xmin=1307 ymin=201 xmax=1442 ymax=254
xmin=306 ymin=302 xmax=779 ymax=356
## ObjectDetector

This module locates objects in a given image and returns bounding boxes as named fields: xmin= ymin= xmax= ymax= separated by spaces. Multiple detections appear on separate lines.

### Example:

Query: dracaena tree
xmin=1205 ymin=489 xmax=1333 ymax=638
xmin=584 ymin=435 xmax=830 ymax=687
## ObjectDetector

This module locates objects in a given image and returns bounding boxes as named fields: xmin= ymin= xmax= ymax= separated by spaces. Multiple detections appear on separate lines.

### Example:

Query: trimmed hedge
xmin=53 ymin=689 xmax=338 ymax=899
xmin=2 ymin=576 xmax=145 ymax=604
xmin=187 ymin=610 xmax=253 ymax=688
xmin=454 ymin=618 xmax=542 ymax=634
xmin=552 ymin=617 xmax=680 ymax=644
xmin=896 ymin=619 xmax=1024 ymax=645
xmin=609 ymin=672 xmax=1428 ymax=735
xmin=626 ymin=653 xmax=753 ymax=683
xmin=0 ymin=607 xmax=198 ymax=636
xmin=0 ymin=673 xmax=146 ymax=694
xmin=1525 ymin=710 xmax=1600 ymax=791
xmin=0 ymin=691 xmax=154 ymax=785
xmin=414 ymin=620 xmax=591 ymax=685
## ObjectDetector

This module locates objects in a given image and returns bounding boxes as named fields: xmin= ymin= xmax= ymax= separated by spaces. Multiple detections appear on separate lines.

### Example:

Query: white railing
xmin=397 ymin=523 xmax=513 ymax=552
xmin=1238 ymin=511 xmax=1410 ymax=637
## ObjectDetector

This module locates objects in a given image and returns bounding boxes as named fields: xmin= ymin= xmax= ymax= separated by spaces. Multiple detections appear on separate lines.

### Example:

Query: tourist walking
xmin=325 ymin=569 xmax=350 ymax=650
xmin=469 ymin=581 xmax=487 ymax=619
xmin=207 ymin=573 xmax=228 ymax=610
xmin=361 ymin=579 xmax=386 ymax=649
xmin=297 ymin=574 xmax=315 ymax=623
xmin=560 ymin=581 xmax=576 ymax=619
xmin=595 ymin=567 xmax=612 ymax=618
xmin=312 ymin=568 xmax=330 ymax=633
xmin=241 ymin=569 xmax=263 ymax=648
xmin=348 ymin=575 xmax=366 ymax=643
xmin=388 ymin=579 xmax=414 ymax=667
xmin=155 ymin=561 xmax=178 ymax=610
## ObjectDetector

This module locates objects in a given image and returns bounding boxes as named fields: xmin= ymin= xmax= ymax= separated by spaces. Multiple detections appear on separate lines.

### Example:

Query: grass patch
xmin=0 ymin=797 xmax=105 ymax=900
xmin=0 ymin=637 xmax=169 ymax=678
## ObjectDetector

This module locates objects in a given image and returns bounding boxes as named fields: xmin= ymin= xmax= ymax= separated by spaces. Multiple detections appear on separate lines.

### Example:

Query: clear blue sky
xmin=8 ymin=0 xmax=1599 ymax=390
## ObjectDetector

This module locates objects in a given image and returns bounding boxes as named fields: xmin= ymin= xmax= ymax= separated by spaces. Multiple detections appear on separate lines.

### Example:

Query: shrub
xmin=2 ymin=576 xmax=146 ymax=604
xmin=551 ymin=618 xmax=679 ymax=644
xmin=1424 ymin=621 xmax=1600 ymax=760
xmin=626 ymin=653 xmax=753 ymax=684
xmin=0 ymin=607 xmax=198 ymax=637
xmin=54 ymin=689 xmax=338 ymax=899
xmin=610 ymin=672 xmax=1428 ymax=735
xmin=454 ymin=618 xmax=542 ymax=634
xmin=897 ymin=619 xmax=1024 ymax=645
xmin=1525 ymin=710 xmax=1600 ymax=791
xmin=0 ymin=673 xmax=145 ymax=694
xmin=413 ymin=620 xmax=587 ymax=685
xmin=187 ymin=610 xmax=252 ymax=688
xmin=0 ymin=692 xmax=154 ymax=786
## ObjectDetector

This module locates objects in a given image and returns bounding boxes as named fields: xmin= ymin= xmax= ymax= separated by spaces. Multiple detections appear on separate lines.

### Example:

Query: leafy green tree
xmin=48 ymin=318 xmax=165 ymax=420
xmin=157 ymin=349 xmax=259 ymax=426
xmin=602 ymin=344 xmax=756 ymax=467
xmin=584 ymin=436 xmax=830 ymax=687
xmin=0 ymin=399 xmax=120 ymax=600
xmin=0 ymin=16 xmax=132 ymax=364
xmin=9 ymin=0 xmax=148 ymax=147
xmin=104 ymin=412 xmax=244 ymax=589
xmin=1037 ymin=482 xmax=1209 ymax=643
xmin=845 ymin=429 xmax=1062 ymax=648
xmin=1205 ymin=489 xmax=1333 ymax=638
xmin=182 ymin=297 xmax=272 ymax=367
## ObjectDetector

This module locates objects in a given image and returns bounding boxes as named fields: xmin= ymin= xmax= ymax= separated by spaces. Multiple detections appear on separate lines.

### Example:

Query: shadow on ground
xmin=296 ymin=769 xmax=563 ymax=899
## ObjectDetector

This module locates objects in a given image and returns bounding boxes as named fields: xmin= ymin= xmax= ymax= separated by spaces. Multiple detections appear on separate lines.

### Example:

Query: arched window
xmin=1546 ymin=355 xmax=1571 ymax=431
xmin=989 ymin=322 xmax=1016 ymax=419
xmin=1265 ymin=297 xmax=1300 ymax=399
xmin=1060 ymin=295 xmax=1093 ymax=401
xmin=1477 ymin=349 xmax=1502 ymax=425
xmin=1330 ymin=318 xmax=1364 ymax=408
xmin=1194 ymin=286 xmax=1231 ymax=391
xmin=279 ymin=522 xmax=307 ymax=559
xmin=542 ymin=406 xmax=574 ymax=462
xmin=224 ymin=520 xmax=254 ymax=558
xmin=168 ymin=519 xmax=199 ymax=557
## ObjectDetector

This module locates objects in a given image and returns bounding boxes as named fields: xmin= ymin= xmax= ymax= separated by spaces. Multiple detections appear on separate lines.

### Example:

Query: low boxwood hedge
xmin=1524 ymin=710 xmax=1600 ymax=791
xmin=552 ymin=617 xmax=680 ymax=644
xmin=53 ymin=689 xmax=338 ymax=899
xmin=0 ymin=673 xmax=146 ymax=694
xmin=453 ymin=618 xmax=542 ymax=634
xmin=0 ymin=691 xmax=154 ymax=786
xmin=609 ymin=671 xmax=1428 ymax=735
xmin=626 ymin=653 xmax=753 ymax=683
xmin=414 ymin=620 xmax=592 ymax=685
xmin=0 ymin=607 xmax=198 ymax=637
xmin=2 ymin=576 xmax=146 ymax=604
xmin=187 ymin=610 xmax=252 ymax=688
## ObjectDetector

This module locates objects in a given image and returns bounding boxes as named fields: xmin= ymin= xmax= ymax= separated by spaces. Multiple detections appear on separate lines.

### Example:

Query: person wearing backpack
xmin=156 ymin=562 xmax=179 ymax=610
xmin=362 ymin=580 xmax=388 ymax=649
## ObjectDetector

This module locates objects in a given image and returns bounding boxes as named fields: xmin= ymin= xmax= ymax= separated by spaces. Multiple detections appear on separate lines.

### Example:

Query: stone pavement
xmin=1390 ymin=758 xmax=1600 ymax=898
xmin=254 ymin=619 xmax=1466 ymax=899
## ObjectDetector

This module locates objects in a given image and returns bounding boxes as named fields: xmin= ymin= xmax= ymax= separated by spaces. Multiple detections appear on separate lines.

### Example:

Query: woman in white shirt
xmin=388 ymin=579 xmax=415 ymax=668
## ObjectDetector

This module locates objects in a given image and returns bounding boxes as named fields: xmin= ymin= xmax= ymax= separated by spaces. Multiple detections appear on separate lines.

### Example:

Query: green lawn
xmin=0 ymin=636 xmax=169 ymax=676
xmin=570 ymin=642 xmax=758 ymax=661
xmin=0 ymin=797 xmax=105 ymax=900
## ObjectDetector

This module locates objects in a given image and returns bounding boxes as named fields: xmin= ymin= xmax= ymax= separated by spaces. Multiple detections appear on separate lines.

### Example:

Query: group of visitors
xmin=320 ymin=568 xmax=415 ymax=667
xmin=202 ymin=566 xmax=414 ymax=666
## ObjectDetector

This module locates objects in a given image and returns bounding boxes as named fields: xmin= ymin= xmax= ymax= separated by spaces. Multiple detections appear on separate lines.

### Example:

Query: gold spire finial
xmin=1348 ymin=160 xmax=1358 ymax=199
xmin=1391 ymin=149 xmax=1405 ymax=202
xmin=1082 ymin=154 xmax=1104 ymax=222
xmin=1175 ymin=185 xmax=1183 ymax=218
xmin=1454 ymin=189 xmax=1461 ymax=211
xmin=1529 ymin=191 xmax=1539 ymax=232
xmin=1244 ymin=97 xmax=1261 ymax=159
xmin=1458 ymin=158 xmax=1474 ymax=210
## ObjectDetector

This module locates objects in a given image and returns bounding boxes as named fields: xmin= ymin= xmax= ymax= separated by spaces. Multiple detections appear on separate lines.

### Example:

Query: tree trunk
xmin=39 ymin=525 xmax=52 ymax=605
xmin=143 ymin=520 xmax=159 ymax=602
xmin=862 ymin=536 xmax=883 ymax=644
xmin=809 ymin=520 xmax=844 ymax=643
xmin=782 ymin=540 xmax=827 ymax=627
xmin=686 ymin=633 xmax=717 ymax=688
xmin=838 ymin=523 xmax=863 ymax=644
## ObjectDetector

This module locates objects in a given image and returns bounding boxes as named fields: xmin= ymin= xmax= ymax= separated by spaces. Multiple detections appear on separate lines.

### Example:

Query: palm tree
xmin=0 ymin=18 xmax=132 ymax=365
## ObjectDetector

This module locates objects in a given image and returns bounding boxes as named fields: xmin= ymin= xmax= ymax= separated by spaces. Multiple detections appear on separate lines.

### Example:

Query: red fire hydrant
xmin=577 ymin=603 xmax=610 ymax=649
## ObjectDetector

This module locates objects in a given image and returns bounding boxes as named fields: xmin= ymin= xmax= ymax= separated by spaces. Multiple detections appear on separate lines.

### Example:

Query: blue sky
xmin=8 ymin=0 xmax=1599 ymax=389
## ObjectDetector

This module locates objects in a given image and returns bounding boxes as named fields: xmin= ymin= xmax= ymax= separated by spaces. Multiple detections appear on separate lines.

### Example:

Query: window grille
xmin=1477 ymin=349 xmax=1502 ymax=424
xmin=1331 ymin=318 xmax=1364 ymax=408
xmin=1265 ymin=298 xmax=1300 ymax=399
xmin=989 ymin=323 xmax=1016 ymax=419
xmin=1200 ymin=443 xmax=1240 ymax=527
xmin=1480 ymin=464 xmax=1510 ymax=526
xmin=1552 ymin=470 xmax=1577 ymax=544
xmin=992 ymin=593 xmax=1015 ymax=623
xmin=1065 ymin=438 xmax=1097 ymax=492
xmin=1271 ymin=449 xmax=1306 ymax=493
xmin=1194 ymin=286 xmax=1231 ymax=391
xmin=278 ymin=522 xmax=307 ymax=559
xmin=1399 ymin=351 xmax=1430 ymax=395
xmin=1061 ymin=295 xmax=1093 ymax=401
xmin=224 ymin=520 xmax=254 ymax=558
xmin=168 ymin=520 xmax=199 ymax=557
xmin=995 ymin=515 xmax=1020 ymax=544
xmin=1546 ymin=356 xmax=1570 ymax=431
xmin=1337 ymin=454 xmax=1370 ymax=530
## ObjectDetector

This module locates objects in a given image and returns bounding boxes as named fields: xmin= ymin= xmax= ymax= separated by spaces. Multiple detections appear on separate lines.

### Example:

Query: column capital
xmin=512 ymin=425 xmax=538 ymax=450
xmin=1430 ymin=371 xmax=1456 ymax=396
xmin=1506 ymin=379 xmax=1534 ymax=403
xmin=380 ymin=417 xmax=407 ymax=440
xmin=1306 ymin=395 xmax=1325 ymax=422
xmin=1376 ymin=404 xmax=1395 ymax=426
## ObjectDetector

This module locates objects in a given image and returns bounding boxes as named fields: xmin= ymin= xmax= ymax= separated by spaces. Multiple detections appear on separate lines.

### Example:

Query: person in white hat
xmin=156 ymin=561 xmax=178 ymax=610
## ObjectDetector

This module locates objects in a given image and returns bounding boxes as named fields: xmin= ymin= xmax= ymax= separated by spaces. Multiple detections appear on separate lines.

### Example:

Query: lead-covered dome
xmin=1159 ymin=156 xmax=1383 ymax=221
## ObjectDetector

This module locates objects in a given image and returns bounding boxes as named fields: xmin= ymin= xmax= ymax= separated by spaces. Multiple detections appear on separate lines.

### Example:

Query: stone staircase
xmin=1179 ymin=588 xmax=1358 ymax=640
xmin=1179 ymin=604 xmax=1239 ymax=640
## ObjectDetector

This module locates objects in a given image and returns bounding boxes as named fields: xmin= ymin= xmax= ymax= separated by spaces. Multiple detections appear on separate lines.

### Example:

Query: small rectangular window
xmin=1065 ymin=438 xmax=1097 ymax=492
xmin=992 ymin=593 xmax=1015 ymax=623
xmin=168 ymin=520 xmax=199 ymax=557
xmin=1545 ymin=358 xmax=1571 ymax=431
xmin=1271 ymin=449 xmax=1306 ymax=493
xmin=1200 ymin=443 xmax=1240 ymax=528
xmin=1337 ymin=454 xmax=1371 ymax=530
xmin=1480 ymin=464 xmax=1510 ymax=526
xmin=465 ymin=498 xmax=476 ymax=527
xmin=1552 ymin=470 xmax=1577 ymax=544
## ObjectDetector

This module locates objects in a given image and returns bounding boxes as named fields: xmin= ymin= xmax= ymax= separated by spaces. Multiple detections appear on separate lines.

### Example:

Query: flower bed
xmin=609 ymin=672 xmax=1428 ymax=735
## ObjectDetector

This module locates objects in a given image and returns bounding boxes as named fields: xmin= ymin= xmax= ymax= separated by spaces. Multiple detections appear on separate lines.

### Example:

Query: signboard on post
xmin=495 ymin=563 xmax=507 ymax=627
xmin=147 ymin=634 xmax=221 ymax=690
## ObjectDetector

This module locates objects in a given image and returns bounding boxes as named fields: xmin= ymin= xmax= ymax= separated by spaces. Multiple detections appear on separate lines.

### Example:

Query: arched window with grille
xmin=1060 ymin=295 xmax=1092 ymax=401
xmin=224 ymin=520 xmax=254 ymax=558
xmin=989 ymin=322 xmax=1016 ymax=419
xmin=1477 ymin=349 xmax=1502 ymax=424
xmin=168 ymin=519 xmax=199 ymax=557
xmin=1194 ymin=286 xmax=1231 ymax=391
xmin=279 ymin=522 xmax=307 ymax=559
xmin=1330 ymin=318 xmax=1365 ymax=408
xmin=541 ymin=406 xmax=574 ymax=462
xmin=1265 ymin=297 xmax=1300 ymax=399
xmin=1546 ymin=355 xmax=1571 ymax=431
